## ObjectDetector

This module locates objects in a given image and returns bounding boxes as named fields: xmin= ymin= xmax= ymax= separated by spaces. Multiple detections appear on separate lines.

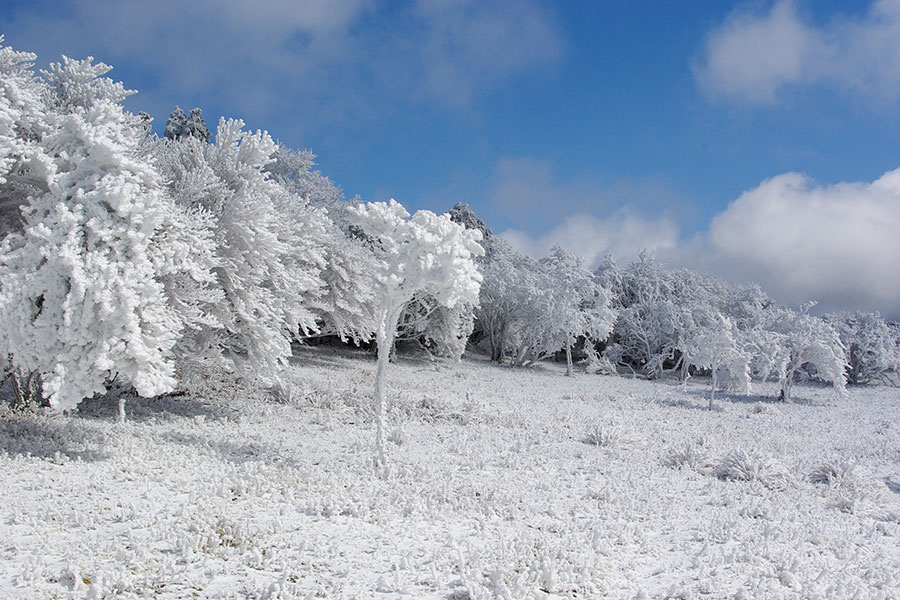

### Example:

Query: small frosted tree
xmin=682 ymin=316 xmax=750 ymax=409
xmin=765 ymin=304 xmax=847 ymax=402
xmin=347 ymin=199 xmax=483 ymax=472
xmin=826 ymin=311 xmax=900 ymax=385
xmin=539 ymin=246 xmax=615 ymax=375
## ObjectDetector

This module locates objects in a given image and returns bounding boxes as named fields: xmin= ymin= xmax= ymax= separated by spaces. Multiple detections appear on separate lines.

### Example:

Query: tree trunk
xmin=565 ymin=333 xmax=573 ymax=377
xmin=373 ymin=302 xmax=403 ymax=476
xmin=709 ymin=365 xmax=717 ymax=411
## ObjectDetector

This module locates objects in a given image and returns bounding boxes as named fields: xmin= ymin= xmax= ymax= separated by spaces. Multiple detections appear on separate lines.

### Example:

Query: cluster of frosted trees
xmin=0 ymin=41 xmax=482 ymax=420
xmin=472 ymin=234 xmax=900 ymax=405
xmin=2 ymin=40 xmax=898 ymax=419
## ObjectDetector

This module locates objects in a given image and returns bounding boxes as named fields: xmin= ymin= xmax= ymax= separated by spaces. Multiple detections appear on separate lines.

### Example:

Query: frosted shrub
xmin=268 ymin=379 xmax=296 ymax=404
xmin=715 ymin=450 xmax=794 ymax=490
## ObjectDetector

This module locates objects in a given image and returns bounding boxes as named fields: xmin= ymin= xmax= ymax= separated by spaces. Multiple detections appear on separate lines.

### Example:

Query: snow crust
xmin=1 ymin=349 xmax=898 ymax=599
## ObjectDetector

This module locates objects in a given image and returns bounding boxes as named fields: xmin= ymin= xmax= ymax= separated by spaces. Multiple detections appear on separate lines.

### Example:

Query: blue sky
xmin=3 ymin=0 xmax=900 ymax=316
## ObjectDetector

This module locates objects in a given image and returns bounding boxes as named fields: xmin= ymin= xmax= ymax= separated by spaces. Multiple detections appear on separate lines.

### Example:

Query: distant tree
xmin=347 ymin=199 xmax=483 ymax=473
xmin=448 ymin=202 xmax=492 ymax=242
xmin=599 ymin=252 xmax=683 ymax=378
xmin=164 ymin=106 xmax=210 ymax=142
xmin=682 ymin=316 xmax=750 ymax=409
xmin=765 ymin=304 xmax=847 ymax=402
xmin=475 ymin=238 xmax=540 ymax=363
xmin=164 ymin=106 xmax=187 ymax=140
xmin=184 ymin=107 xmax=210 ymax=142
xmin=530 ymin=246 xmax=616 ymax=375
xmin=825 ymin=311 xmax=900 ymax=385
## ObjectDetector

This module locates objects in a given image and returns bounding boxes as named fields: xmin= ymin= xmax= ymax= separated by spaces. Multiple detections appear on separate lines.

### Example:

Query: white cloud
xmin=494 ymin=160 xmax=900 ymax=317
xmin=695 ymin=0 xmax=900 ymax=106
xmin=700 ymin=166 xmax=900 ymax=315
xmin=500 ymin=210 xmax=680 ymax=268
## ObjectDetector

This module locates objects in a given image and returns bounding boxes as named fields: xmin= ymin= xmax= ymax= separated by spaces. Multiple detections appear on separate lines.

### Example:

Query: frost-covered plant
xmin=156 ymin=119 xmax=330 ymax=375
xmin=584 ymin=423 xmax=619 ymax=448
xmin=663 ymin=443 xmax=716 ymax=473
xmin=825 ymin=311 xmax=900 ymax=386
xmin=681 ymin=316 xmax=751 ymax=409
xmin=764 ymin=305 xmax=847 ymax=401
xmin=715 ymin=450 xmax=794 ymax=490
xmin=0 ymin=55 xmax=188 ymax=409
xmin=346 ymin=199 xmax=483 ymax=472
xmin=474 ymin=237 xmax=542 ymax=363
xmin=0 ymin=38 xmax=51 ymax=237
xmin=533 ymin=246 xmax=616 ymax=375
xmin=808 ymin=461 xmax=882 ymax=493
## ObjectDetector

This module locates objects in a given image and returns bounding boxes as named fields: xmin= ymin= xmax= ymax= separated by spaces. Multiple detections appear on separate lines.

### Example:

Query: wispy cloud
xmin=1 ymin=0 xmax=563 ymax=132
xmin=695 ymin=0 xmax=900 ymax=106
xmin=501 ymin=210 xmax=680 ymax=268
xmin=487 ymin=157 xmax=690 ymax=236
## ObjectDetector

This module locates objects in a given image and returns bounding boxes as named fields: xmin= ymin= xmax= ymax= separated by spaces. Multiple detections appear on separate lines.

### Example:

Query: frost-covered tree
xmin=0 ymin=56 xmax=188 ymax=410
xmin=600 ymin=252 xmax=684 ymax=378
xmin=155 ymin=119 xmax=329 ymax=375
xmin=511 ymin=246 xmax=615 ymax=374
xmin=347 ymin=199 xmax=483 ymax=472
xmin=682 ymin=316 xmax=750 ymax=409
xmin=164 ymin=106 xmax=210 ymax=143
xmin=825 ymin=311 xmax=900 ymax=385
xmin=475 ymin=238 xmax=542 ymax=363
xmin=0 ymin=38 xmax=51 ymax=237
xmin=265 ymin=146 xmax=378 ymax=344
xmin=764 ymin=304 xmax=847 ymax=401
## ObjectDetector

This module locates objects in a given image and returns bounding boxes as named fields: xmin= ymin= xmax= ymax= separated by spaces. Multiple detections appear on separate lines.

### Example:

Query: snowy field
xmin=2 ymin=347 xmax=899 ymax=599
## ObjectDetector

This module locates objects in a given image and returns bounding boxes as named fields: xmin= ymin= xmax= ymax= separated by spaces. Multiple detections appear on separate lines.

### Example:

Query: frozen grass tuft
xmin=583 ymin=423 xmax=641 ymax=449
xmin=663 ymin=443 xmax=716 ymax=473
xmin=808 ymin=461 xmax=875 ymax=491
xmin=714 ymin=450 xmax=795 ymax=490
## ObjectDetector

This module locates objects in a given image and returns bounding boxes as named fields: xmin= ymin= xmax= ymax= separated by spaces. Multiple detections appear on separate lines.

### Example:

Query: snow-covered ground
xmin=2 ymin=347 xmax=899 ymax=599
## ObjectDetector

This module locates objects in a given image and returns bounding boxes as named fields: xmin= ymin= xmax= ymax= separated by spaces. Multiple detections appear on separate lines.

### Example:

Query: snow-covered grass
xmin=2 ymin=347 xmax=899 ymax=599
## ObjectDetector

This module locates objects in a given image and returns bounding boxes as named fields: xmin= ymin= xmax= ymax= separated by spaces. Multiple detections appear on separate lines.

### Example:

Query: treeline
xmin=1 ymin=40 xmax=898 ymax=413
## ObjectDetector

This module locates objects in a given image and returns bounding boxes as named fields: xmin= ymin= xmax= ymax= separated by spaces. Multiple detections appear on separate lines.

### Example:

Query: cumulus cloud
xmin=695 ymin=0 xmax=900 ymax=105
xmin=500 ymin=210 xmax=680 ymax=268
xmin=700 ymin=167 xmax=900 ymax=315
xmin=494 ymin=160 xmax=900 ymax=317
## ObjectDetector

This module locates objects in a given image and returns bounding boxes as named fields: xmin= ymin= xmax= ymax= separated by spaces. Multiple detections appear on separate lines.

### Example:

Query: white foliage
xmin=682 ymin=316 xmax=751 ymax=408
xmin=0 ymin=38 xmax=51 ymax=235
xmin=346 ymin=199 xmax=483 ymax=470
xmin=715 ymin=450 xmax=795 ymax=490
xmin=157 ymin=120 xmax=330 ymax=375
xmin=826 ymin=311 xmax=900 ymax=385
xmin=0 ymin=56 xmax=182 ymax=409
